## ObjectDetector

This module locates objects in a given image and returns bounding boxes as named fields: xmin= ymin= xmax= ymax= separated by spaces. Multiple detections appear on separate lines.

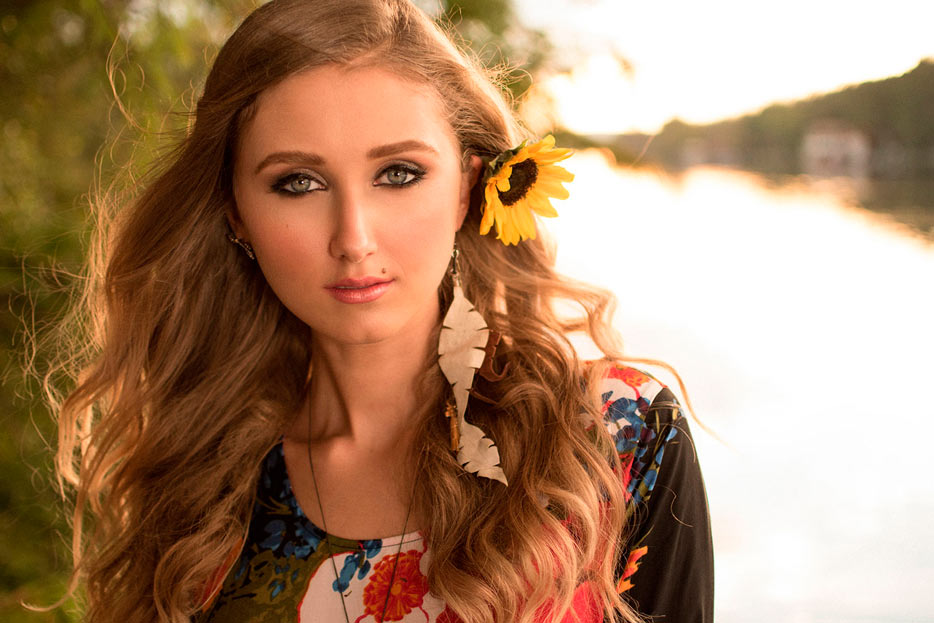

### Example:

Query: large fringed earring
xmin=438 ymin=243 xmax=508 ymax=485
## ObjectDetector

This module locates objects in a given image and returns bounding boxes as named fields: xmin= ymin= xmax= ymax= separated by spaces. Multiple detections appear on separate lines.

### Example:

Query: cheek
xmin=251 ymin=209 xmax=318 ymax=255
xmin=234 ymin=183 xmax=328 ymax=266
xmin=248 ymin=217 xmax=331 ymax=304
xmin=389 ymin=190 xmax=461 ymax=276
xmin=398 ymin=227 xmax=453 ymax=288
xmin=258 ymin=228 xmax=319 ymax=272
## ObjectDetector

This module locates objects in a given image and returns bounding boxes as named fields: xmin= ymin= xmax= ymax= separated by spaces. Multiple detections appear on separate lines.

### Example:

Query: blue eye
xmin=272 ymin=173 xmax=323 ymax=195
xmin=376 ymin=164 xmax=425 ymax=187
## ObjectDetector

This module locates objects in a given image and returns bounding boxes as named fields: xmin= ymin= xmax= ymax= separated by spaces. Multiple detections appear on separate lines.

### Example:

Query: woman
xmin=52 ymin=1 xmax=713 ymax=622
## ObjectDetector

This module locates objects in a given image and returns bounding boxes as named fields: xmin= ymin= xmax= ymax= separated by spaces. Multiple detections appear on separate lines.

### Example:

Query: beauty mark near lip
xmin=325 ymin=279 xmax=393 ymax=304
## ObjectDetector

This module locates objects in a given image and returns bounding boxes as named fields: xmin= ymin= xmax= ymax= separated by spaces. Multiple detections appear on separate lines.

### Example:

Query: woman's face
xmin=232 ymin=64 xmax=481 ymax=347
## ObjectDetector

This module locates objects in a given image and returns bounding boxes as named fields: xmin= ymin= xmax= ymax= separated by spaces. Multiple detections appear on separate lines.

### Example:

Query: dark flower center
xmin=498 ymin=159 xmax=538 ymax=206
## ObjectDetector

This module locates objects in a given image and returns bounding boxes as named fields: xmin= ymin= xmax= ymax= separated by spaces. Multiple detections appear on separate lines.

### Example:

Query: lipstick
xmin=325 ymin=277 xmax=393 ymax=304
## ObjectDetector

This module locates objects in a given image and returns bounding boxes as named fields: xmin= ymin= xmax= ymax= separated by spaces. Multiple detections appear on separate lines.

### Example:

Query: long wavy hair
xmin=50 ymin=1 xmax=648 ymax=621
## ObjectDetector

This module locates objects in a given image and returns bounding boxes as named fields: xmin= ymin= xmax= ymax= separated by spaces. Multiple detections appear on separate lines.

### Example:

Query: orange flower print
xmin=354 ymin=550 xmax=429 ymax=622
xmin=616 ymin=546 xmax=648 ymax=593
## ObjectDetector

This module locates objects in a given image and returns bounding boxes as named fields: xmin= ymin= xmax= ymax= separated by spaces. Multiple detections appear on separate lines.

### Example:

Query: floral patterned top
xmin=196 ymin=364 xmax=713 ymax=622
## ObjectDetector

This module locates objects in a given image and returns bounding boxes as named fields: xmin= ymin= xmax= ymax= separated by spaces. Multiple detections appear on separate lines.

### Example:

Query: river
xmin=545 ymin=152 xmax=934 ymax=623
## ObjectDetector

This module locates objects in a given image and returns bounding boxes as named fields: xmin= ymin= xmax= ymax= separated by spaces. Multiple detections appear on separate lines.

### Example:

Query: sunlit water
xmin=545 ymin=152 xmax=934 ymax=623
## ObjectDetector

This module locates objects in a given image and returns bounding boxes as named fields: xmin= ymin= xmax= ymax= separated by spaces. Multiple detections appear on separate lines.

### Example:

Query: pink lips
xmin=325 ymin=276 xmax=393 ymax=304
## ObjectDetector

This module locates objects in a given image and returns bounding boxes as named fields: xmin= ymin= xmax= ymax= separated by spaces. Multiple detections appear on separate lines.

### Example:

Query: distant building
xmin=800 ymin=119 xmax=871 ymax=178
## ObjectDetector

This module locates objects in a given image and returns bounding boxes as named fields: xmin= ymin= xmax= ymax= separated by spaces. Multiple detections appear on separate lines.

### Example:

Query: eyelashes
xmin=270 ymin=163 xmax=427 ymax=197
xmin=375 ymin=163 xmax=425 ymax=187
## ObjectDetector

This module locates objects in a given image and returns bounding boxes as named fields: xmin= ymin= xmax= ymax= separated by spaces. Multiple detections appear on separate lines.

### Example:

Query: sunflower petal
xmin=516 ymin=205 xmax=537 ymax=238
xmin=496 ymin=171 xmax=511 ymax=193
xmin=537 ymin=134 xmax=556 ymax=150
xmin=536 ymin=204 xmax=559 ymax=218
xmin=535 ymin=179 xmax=570 ymax=200
xmin=512 ymin=144 xmax=533 ymax=161
xmin=534 ymin=147 xmax=574 ymax=164
xmin=480 ymin=189 xmax=500 ymax=235
xmin=544 ymin=165 xmax=575 ymax=183
xmin=509 ymin=216 xmax=522 ymax=245
xmin=525 ymin=189 xmax=556 ymax=216
xmin=496 ymin=217 xmax=510 ymax=244
xmin=502 ymin=215 xmax=519 ymax=245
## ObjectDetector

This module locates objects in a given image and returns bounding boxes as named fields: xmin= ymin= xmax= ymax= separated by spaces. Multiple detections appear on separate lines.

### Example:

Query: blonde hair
xmin=50 ymin=1 xmax=643 ymax=621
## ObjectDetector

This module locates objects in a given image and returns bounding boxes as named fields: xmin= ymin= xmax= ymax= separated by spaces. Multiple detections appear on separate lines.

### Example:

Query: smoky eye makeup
xmin=266 ymin=160 xmax=429 ymax=196
xmin=375 ymin=162 xmax=427 ymax=188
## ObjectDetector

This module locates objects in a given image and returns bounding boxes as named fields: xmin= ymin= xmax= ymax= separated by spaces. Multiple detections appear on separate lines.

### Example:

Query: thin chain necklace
xmin=305 ymin=416 xmax=420 ymax=623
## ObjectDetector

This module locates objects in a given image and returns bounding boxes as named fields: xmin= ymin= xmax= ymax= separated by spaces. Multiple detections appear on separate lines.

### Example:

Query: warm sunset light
xmin=518 ymin=0 xmax=934 ymax=133
xmin=3 ymin=3 xmax=931 ymax=623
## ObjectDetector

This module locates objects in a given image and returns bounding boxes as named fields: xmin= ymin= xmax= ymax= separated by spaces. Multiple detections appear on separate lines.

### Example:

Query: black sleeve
xmin=615 ymin=388 xmax=714 ymax=622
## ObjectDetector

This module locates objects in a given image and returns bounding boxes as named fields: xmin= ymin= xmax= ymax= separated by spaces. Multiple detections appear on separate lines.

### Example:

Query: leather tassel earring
xmin=438 ymin=244 xmax=508 ymax=486
xmin=444 ymin=396 xmax=459 ymax=453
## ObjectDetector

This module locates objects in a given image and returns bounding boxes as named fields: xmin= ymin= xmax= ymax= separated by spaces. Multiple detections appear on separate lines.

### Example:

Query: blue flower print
xmin=333 ymin=553 xmax=359 ymax=593
xmin=260 ymin=519 xmax=286 ymax=551
xmin=331 ymin=541 xmax=384 ymax=593
xmin=361 ymin=539 xmax=382 ymax=559
xmin=292 ymin=521 xmax=323 ymax=558
xmin=268 ymin=578 xmax=285 ymax=599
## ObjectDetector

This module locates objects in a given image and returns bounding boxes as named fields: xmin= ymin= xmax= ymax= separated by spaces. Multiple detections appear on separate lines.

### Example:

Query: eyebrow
xmin=253 ymin=140 xmax=439 ymax=175
xmin=367 ymin=140 xmax=439 ymax=159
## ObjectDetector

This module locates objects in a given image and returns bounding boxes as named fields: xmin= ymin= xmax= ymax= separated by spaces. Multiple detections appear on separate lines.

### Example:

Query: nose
xmin=328 ymin=188 xmax=377 ymax=263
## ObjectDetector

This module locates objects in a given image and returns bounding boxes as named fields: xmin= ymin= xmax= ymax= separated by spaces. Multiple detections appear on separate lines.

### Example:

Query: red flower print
xmin=533 ymin=582 xmax=602 ymax=623
xmin=618 ymin=453 xmax=635 ymax=497
xmin=199 ymin=537 xmax=243 ymax=611
xmin=616 ymin=546 xmax=648 ymax=593
xmin=355 ymin=549 xmax=429 ymax=622
xmin=611 ymin=366 xmax=651 ymax=394
xmin=565 ymin=582 xmax=602 ymax=623
xmin=437 ymin=606 xmax=462 ymax=623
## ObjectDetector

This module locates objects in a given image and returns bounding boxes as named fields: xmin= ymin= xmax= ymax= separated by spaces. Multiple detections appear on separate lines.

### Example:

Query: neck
xmin=293 ymin=315 xmax=443 ymax=452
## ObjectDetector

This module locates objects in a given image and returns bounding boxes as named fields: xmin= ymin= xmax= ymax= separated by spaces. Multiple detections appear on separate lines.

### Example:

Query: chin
xmin=301 ymin=297 xmax=441 ymax=350
xmin=310 ymin=317 xmax=411 ymax=348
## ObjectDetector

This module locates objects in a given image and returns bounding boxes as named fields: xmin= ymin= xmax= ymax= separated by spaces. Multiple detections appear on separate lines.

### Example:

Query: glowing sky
xmin=516 ymin=0 xmax=934 ymax=134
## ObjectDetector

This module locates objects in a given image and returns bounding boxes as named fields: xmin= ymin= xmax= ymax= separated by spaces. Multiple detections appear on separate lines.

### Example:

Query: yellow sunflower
xmin=479 ymin=134 xmax=574 ymax=245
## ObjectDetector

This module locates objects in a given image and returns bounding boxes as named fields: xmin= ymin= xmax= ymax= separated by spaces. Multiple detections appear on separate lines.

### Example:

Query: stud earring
xmin=225 ymin=230 xmax=256 ymax=260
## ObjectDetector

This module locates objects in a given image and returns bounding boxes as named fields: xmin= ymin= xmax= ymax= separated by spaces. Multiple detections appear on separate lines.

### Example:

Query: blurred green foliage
xmin=1 ymin=3 xmax=254 ymax=620
xmin=437 ymin=0 xmax=552 ymax=99
xmin=0 ymin=1 xmax=553 ymax=620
